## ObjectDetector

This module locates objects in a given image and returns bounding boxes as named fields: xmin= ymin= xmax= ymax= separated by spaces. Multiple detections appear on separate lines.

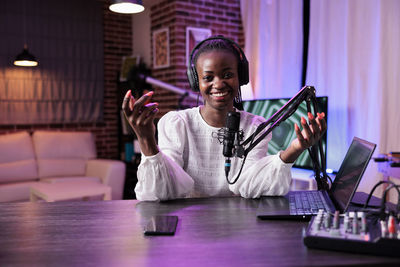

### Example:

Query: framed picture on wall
xmin=186 ymin=27 xmax=212 ymax=66
xmin=120 ymin=55 xmax=140 ymax=82
xmin=153 ymin=27 xmax=170 ymax=69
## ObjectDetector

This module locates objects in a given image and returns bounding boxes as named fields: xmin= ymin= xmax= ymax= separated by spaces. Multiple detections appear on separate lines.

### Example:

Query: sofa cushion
xmin=33 ymin=131 xmax=96 ymax=178
xmin=0 ymin=132 xmax=38 ymax=183
xmin=36 ymin=159 xmax=88 ymax=178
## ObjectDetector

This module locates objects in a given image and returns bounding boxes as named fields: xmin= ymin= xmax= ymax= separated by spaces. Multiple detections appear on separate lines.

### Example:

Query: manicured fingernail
xmin=301 ymin=117 xmax=306 ymax=124
xmin=307 ymin=112 xmax=314 ymax=120
xmin=294 ymin=123 xmax=299 ymax=131
xmin=145 ymin=91 xmax=154 ymax=97
xmin=145 ymin=102 xmax=158 ymax=108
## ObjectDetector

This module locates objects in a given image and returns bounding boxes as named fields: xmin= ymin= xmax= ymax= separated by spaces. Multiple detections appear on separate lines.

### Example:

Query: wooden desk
xmin=0 ymin=197 xmax=399 ymax=266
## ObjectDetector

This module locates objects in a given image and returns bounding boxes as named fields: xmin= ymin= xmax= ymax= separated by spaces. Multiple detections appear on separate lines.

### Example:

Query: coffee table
xmin=30 ymin=180 xmax=112 ymax=202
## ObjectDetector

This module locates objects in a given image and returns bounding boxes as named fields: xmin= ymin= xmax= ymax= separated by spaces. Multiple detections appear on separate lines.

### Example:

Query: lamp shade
xmin=14 ymin=45 xmax=38 ymax=67
xmin=109 ymin=0 xmax=145 ymax=14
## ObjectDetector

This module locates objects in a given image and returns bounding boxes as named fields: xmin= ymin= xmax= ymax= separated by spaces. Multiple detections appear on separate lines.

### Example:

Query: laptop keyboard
xmin=289 ymin=191 xmax=331 ymax=215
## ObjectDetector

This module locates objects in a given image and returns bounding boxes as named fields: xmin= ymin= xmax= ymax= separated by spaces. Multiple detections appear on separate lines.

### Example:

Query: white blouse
xmin=135 ymin=107 xmax=293 ymax=201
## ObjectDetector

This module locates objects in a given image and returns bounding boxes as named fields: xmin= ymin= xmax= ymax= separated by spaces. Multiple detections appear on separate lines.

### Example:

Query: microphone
xmin=223 ymin=111 xmax=240 ymax=178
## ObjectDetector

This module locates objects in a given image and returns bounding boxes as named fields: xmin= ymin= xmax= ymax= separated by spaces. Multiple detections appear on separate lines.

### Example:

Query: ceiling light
xmin=14 ymin=1 xmax=38 ymax=67
xmin=14 ymin=44 xmax=38 ymax=67
xmin=109 ymin=0 xmax=145 ymax=14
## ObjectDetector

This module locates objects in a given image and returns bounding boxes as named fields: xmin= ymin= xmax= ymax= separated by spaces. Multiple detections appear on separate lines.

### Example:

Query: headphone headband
xmin=186 ymin=35 xmax=249 ymax=92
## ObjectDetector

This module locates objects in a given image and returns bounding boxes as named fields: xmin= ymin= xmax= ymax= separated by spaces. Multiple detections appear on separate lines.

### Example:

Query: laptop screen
xmin=329 ymin=137 xmax=376 ymax=211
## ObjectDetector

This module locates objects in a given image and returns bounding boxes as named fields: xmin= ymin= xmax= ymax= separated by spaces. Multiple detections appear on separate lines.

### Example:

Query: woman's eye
xmin=224 ymin=72 xmax=234 ymax=79
xmin=202 ymin=75 xmax=213 ymax=82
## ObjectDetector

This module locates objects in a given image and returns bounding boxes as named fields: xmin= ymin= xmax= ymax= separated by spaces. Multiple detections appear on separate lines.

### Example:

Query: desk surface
xmin=0 ymin=197 xmax=399 ymax=266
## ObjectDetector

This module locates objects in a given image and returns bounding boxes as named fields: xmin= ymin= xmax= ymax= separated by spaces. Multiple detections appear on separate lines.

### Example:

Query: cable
xmin=350 ymin=201 xmax=380 ymax=209
xmin=361 ymin=180 xmax=400 ymax=221
xmin=363 ymin=180 xmax=396 ymax=209
xmin=379 ymin=184 xmax=400 ymax=220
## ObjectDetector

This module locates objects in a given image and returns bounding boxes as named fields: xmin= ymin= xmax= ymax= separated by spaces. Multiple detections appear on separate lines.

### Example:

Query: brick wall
xmin=102 ymin=0 xmax=132 ymax=158
xmin=149 ymin=0 xmax=244 ymax=117
xmin=0 ymin=0 xmax=131 ymax=159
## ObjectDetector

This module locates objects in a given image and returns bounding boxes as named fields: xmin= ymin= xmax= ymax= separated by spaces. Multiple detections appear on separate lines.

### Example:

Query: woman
xmin=122 ymin=36 xmax=326 ymax=201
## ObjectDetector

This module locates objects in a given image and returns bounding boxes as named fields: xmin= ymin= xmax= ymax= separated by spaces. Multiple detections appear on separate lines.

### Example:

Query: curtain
xmin=241 ymin=0 xmax=400 ymax=196
xmin=240 ymin=0 xmax=304 ymax=99
xmin=306 ymin=0 xmax=400 ymax=195
xmin=0 ymin=0 xmax=104 ymax=124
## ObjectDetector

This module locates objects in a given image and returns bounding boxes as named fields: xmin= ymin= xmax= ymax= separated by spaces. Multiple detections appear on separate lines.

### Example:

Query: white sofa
xmin=0 ymin=131 xmax=126 ymax=202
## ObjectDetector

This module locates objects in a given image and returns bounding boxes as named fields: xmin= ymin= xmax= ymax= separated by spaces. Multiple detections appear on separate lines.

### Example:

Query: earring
xmin=234 ymin=89 xmax=242 ymax=103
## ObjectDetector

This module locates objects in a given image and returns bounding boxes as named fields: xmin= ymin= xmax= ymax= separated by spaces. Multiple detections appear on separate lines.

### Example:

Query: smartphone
xmin=143 ymin=215 xmax=178 ymax=236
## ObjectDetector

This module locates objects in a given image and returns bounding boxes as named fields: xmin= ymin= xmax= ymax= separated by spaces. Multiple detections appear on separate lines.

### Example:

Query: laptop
xmin=256 ymin=137 xmax=376 ymax=220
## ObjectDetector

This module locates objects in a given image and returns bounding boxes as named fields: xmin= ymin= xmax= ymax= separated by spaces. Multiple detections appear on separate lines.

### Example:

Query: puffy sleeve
xmin=228 ymin=115 xmax=293 ymax=198
xmin=135 ymin=112 xmax=194 ymax=201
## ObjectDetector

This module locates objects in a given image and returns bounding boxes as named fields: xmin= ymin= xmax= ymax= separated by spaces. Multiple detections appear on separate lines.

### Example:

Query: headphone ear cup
xmin=187 ymin=66 xmax=199 ymax=92
xmin=238 ymin=58 xmax=249 ymax=86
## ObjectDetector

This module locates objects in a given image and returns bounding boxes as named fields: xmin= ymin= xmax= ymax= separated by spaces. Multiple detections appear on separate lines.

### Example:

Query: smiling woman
xmin=195 ymin=50 xmax=239 ymax=127
xmin=122 ymin=36 xmax=327 ymax=201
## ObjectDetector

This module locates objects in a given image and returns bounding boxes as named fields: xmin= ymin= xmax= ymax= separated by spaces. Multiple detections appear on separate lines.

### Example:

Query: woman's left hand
xmin=280 ymin=112 xmax=327 ymax=163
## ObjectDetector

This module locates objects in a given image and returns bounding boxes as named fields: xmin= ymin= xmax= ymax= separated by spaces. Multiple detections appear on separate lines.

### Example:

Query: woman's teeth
xmin=211 ymin=92 xmax=228 ymax=97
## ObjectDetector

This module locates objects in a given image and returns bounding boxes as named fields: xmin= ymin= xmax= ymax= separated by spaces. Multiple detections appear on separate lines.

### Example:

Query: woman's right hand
xmin=122 ymin=90 xmax=160 ymax=156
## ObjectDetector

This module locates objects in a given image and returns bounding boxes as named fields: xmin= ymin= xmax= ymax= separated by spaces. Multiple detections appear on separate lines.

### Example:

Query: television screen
xmin=242 ymin=96 xmax=328 ymax=170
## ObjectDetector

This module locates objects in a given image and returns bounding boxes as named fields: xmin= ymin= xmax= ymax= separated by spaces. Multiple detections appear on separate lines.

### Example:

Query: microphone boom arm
xmin=139 ymin=74 xmax=201 ymax=102
xmin=239 ymin=86 xmax=329 ymax=190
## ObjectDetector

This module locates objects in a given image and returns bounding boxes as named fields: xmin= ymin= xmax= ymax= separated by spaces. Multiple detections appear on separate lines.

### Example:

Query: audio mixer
xmin=303 ymin=210 xmax=400 ymax=257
